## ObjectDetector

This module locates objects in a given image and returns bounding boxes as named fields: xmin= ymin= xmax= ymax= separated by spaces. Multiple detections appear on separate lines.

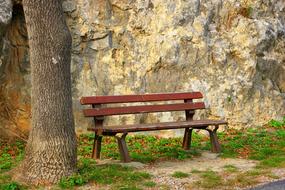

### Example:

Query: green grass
xmin=78 ymin=134 xmax=202 ymax=163
xmin=245 ymin=169 xmax=266 ymax=176
xmin=0 ymin=172 xmax=26 ymax=190
xmin=195 ymin=170 xmax=222 ymax=188
xmin=0 ymin=181 xmax=24 ymax=190
xmin=223 ymin=172 xmax=259 ymax=188
xmin=0 ymin=141 xmax=24 ymax=172
xmin=1 ymin=117 xmax=285 ymax=189
xmin=191 ymin=168 xmax=268 ymax=189
xmin=171 ymin=171 xmax=189 ymax=178
xmin=223 ymin=165 xmax=239 ymax=173
xmin=191 ymin=169 xmax=202 ymax=174
xmin=0 ymin=141 xmax=26 ymax=190
xmin=268 ymin=117 xmax=285 ymax=128
xmin=143 ymin=181 xmax=156 ymax=187
xmin=59 ymin=158 xmax=152 ymax=189
xmin=220 ymin=126 xmax=285 ymax=167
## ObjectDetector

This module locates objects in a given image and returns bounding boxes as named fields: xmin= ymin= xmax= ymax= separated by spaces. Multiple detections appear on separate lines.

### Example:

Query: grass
xmin=0 ymin=181 xmax=24 ymax=190
xmin=0 ymin=141 xmax=24 ymax=172
xmin=220 ymin=121 xmax=285 ymax=169
xmin=0 ymin=117 xmax=284 ymax=189
xmin=268 ymin=116 xmax=285 ymax=128
xmin=59 ymin=158 xmax=153 ymax=189
xmin=195 ymin=170 xmax=222 ymax=188
xmin=191 ymin=169 xmax=202 ymax=174
xmin=0 ymin=141 xmax=26 ymax=190
xmin=78 ymin=133 xmax=202 ymax=163
xmin=223 ymin=172 xmax=259 ymax=188
xmin=171 ymin=171 xmax=189 ymax=178
xmin=143 ymin=181 xmax=156 ymax=187
xmin=223 ymin=164 xmax=239 ymax=173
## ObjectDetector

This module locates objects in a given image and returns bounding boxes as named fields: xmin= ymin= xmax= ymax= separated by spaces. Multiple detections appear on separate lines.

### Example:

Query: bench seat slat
xmin=83 ymin=102 xmax=205 ymax=117
xmin=87 ymin=120 xmax=227 ymax=133
xmin=80 ymin=92 xmax=203 ymax=104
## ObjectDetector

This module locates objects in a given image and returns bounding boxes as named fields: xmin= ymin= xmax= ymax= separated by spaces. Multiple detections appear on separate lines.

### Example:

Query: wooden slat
xmin=83 ymin=102 xmax=205 ymax=117
xmin=87 ymin=120 xmax=228 ymax=133
xmin=80 ymin=92 xmax=203 ymax=105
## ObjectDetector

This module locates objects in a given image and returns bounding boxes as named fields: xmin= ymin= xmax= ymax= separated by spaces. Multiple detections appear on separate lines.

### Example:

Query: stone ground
xmin=142 ymin=152 xmax=258 ymax=190
xmin=93 ymin=151 xmax=285 ymax=190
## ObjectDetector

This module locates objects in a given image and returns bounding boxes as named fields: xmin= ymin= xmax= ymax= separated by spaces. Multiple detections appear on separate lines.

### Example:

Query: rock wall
xmin=0 ymin=2 xmax=30 ymax=140
xmin=1 ymin=0 xmax=285 ymax=138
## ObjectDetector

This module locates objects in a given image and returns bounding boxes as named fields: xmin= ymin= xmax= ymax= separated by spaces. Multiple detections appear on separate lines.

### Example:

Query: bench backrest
xmin=80 ymin=92 xmax=205 ymax=119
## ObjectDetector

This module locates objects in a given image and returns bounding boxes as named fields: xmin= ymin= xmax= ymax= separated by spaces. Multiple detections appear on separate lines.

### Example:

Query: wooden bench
xmin=80 ymin=92 xmax=228 ymax=162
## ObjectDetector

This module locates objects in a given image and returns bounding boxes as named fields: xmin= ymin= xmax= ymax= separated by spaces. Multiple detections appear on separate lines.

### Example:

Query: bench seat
xmin=88 ymin=119 xmax=227 ymax=133
xmin=80 ymin=92 xmax=228 ymax=162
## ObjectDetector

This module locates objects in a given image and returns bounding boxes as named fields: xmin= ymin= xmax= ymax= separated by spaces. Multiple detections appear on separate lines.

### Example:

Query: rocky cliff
xmin=1 ymin=0 xmax=285 ymax=138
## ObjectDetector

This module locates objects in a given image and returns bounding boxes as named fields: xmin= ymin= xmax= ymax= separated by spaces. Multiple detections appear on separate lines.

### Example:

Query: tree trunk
xmin=13 ymin=0 xmax=77 ymax=184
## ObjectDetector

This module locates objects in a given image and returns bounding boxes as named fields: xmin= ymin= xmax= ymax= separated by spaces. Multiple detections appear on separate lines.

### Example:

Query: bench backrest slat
xmin=80 ymin=92 xmax=203 ymax=105
xmin=83 ymin=102 xmax=205 ymax=117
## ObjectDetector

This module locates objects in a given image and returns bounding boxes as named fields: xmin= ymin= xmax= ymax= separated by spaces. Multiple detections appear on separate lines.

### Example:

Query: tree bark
xmin=13 ymin=0 xmax=77 ymax=184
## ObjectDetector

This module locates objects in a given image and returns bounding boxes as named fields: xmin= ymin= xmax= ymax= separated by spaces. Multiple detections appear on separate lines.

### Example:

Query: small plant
xmin=191 ymin=169 xmax=202 ymax=174
xmin=268 ymin=117 xmax=285 ymax=128
xmin=79 ymin=134 xmax=202 ymax=163
xmin=0 ymin=182 xmax=22 ymax=190
xmin=223 ymin=165 xmax=239 ymax=172
xmin=59 ymin=175 xmax=87 ymax=189
xmin=195 ymin=170 xmax=222 ymax=188
xmin=226 ymin=96 xmax=232 ymax=102
xmin=0 ymin=153 xmax=12 ymax=170
xmin=266 ymin=173 xmax=279 ymax=179
xmin=57 ymin=158 xmax=153 ymax=189
xmin=0 ymin=118 xmax=285 ymax=189
xmin=223 ymin=173 xmax=259 ymax=188
xmin=257 ymin=156 xmax=285 ymax=168
xmin=172 ymin=171 xmax=189 ymax=178
xmin=143 ymin=181 xmax=156 ymax=187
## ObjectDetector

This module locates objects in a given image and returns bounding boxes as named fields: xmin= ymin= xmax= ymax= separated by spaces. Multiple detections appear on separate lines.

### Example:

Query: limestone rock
xmin=62 ymin=0 xmax=76 ymax=13
xmin=0 ymin=0 xmax=12 ymax=25
xmin=1 ymin=0 xmax=285 ymax=138
xmin=0 ymin=0 xmax=12 ymax=56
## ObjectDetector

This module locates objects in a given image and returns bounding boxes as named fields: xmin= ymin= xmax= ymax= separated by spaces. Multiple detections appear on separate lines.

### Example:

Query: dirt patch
xmin=139 ymin=152 xmax=258 ymax=189
xmin=75 ymin=151 xmax=285 ymax=190
xmin=145 ymin=152 xmax=258 ymax=174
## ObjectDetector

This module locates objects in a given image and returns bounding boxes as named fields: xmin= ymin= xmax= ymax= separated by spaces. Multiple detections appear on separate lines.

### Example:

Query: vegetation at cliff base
xmin=0 ymin=117 xmax=284 ymax=189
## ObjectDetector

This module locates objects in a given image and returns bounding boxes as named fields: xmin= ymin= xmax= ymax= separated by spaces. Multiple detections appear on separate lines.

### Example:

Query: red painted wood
xmin=80 ymin=92 xmax=203 ymax=105
xmin=83 ymin=102 xmax=205 ymax=117
xmin=87 ymin=120 xmax=228 ymax=133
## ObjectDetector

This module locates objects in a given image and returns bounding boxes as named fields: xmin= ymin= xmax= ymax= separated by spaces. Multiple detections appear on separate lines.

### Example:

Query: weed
xmin=266 ymin=173 xmax=279 ymax=179
xmin=191 ymin=169 xmax=202 ymax=174
xmin=143 ymin=181 xmax=156 ymax=187
xmin=58 ymin=158 xmax=153 ymax=189
xmin=195 ymin=170 xmax=222 ymax=188
xmin=223 ymin=165 xmax=239 ymax=173
xmin=0 ymin=141 xmax=25 ymax=173
xmin=0 ymin=153 xmax=12 ymax=170
xmin=59 ymin=174 xmax=87 ymax=189
xmin=224 ymin=173 xmax=258 ymax=188
xmin=245 ymin=169 xmax=265 ymax=176
xmin=220 ymin=126 xmax=285 ymax=165
xmin=171 ymin=171 xmax=189 ymax=178
xmin=268 ymin=117 xmax=285 ymax=128
xmin=79 ymin=134 xmax=202 ymax=163
xmin=0 ymin=182 xmax=23 ymax=190
xmin=257 ymin=156 xmax=285 ymax=168
xmin=0 ymin=118 xmax=284 ymax=189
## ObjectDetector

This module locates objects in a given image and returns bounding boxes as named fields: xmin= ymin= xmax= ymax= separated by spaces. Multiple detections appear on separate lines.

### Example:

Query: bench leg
xmin=92 ymin=133 xmax=103 ymax=159
xmin=182 ymin=128 xmax=193 ymax=150
xmin=206 ymin=126 xmax=221 ymax=153
xmin=115 ymin=133 xmax=131 ymax=163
